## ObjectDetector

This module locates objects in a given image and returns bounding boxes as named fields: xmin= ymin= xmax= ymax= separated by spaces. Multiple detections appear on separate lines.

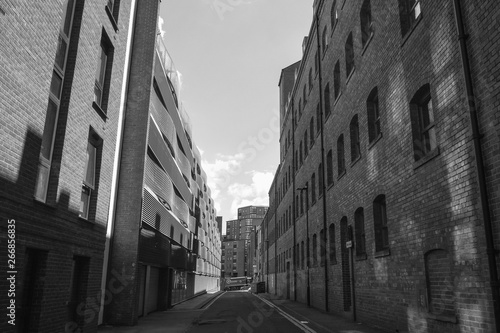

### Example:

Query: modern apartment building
xmin=262 ymin=0 xmax=500 ymax=332
xmin=101 ymin=3 xmax=221 ymax=326
xmin=221 ymin=238 xmax=246 ymax=278
xmin=0 ymin=1 xmax=133 ymax=332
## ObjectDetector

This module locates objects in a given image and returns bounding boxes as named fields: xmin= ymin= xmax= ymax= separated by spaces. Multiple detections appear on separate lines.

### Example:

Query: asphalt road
xmin=187 ymin=291 xmax=313 ymax=333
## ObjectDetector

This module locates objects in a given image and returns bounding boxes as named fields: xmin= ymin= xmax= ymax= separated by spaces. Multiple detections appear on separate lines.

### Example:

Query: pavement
xmin=98 ymin=289 xmax=391 ymax=333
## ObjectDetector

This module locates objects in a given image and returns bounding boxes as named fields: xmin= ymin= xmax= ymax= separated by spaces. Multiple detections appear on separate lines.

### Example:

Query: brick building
xmin=221 ymin=238 xmax=246 ymax=278
xmin=0 ymin=0 xmax=133 ymax=332
xmin=262 ymin=0 xmax=500 ymax=332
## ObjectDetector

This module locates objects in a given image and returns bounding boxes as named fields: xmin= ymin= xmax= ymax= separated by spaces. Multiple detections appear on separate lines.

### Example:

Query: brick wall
xmin=265 ymin=0 xmax=499 ymax=332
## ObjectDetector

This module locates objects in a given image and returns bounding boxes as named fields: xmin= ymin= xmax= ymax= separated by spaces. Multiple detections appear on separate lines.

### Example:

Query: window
xmin=314 ymin=50 xmax=319 ymax=73
xmin=298 ymin=99 xmax=302 ymax=117
xmin=329 ymin=223 xmax=336 ymax=263
xmin=367 ymin=87 xmax=381 ymax=143
xmin=316 ymin=104 xmax=321 ymax=133
xmin=398 ymin=0 xmax=422 ymax=37
xmin=301 ymin=241 xmax=305 ymax=269
xmin=304 ymin=183 xmax=309 ymax=211
xmin=300 ymin=190 xmax=304 ymax=215
xmin=337 ymin=134 xmax=345 ymax=175
xmin=106 ymin=0 xmax=121 ymax=28
xmin=318 ymin=163 xmax=324 ymax=196
xmin=345 ymin=32 xmax=354 ymax=78
xmin=311 ymin=173 xmax=316 ymax=204
xmin=326 ymin=150 xmax=334 ymax=186
xmin=354 ymin=208 xmax=366 ymax=256
xmin=80 ymin=131 xmax=102 ymax=220
xmin=322 ymin=26 xmax=328 ymax=53
xmin=373 ymin=195 xmax=389 ymax=252
xmin=299 ymin=141 xmax=303 ymax=165
xmin=324 ymin=83 xmax=331 ymax=117
xmin=295 ymin=195 xmax=299 ymax=217
xmin=304 ymin=131 xmax=308 ymax=157
xmin=410 ymin=84 xmax=437 ymax=162
xmin=34 ymin=0 xmax=76 ymax=202
xmin=303 ymin=85 xmax=307 ymax=105
xmin=334 ymin=61 xmax=341 ymax=100
xmin=350 ymin=115 xmax=361 ymax=162
xmin=170 ymin=225 xmax=174 ymax=238
xmin=94 ymin=32 xmax=114 ymax=113
xmin=425 ymin=249 xmax=456 ymax=317
xmin=320 ymin=229 xmax=326 ymax=266
xmin=360 ymin=0 xmax=373 ymax=48
xmin=330 ymin=0 xmax=338 ymax=29
xmin=308 ymin=69 xmax=313 ymax=91
xmin=312 ymin=234 xmax=318 ymax=266
xmin=310 ymin=118 xmax=315 ymax=145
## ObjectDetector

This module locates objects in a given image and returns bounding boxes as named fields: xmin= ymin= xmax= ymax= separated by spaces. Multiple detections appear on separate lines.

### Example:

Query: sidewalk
xmin=98 ymin=290 xmax=224 ymax=333
xmin=256 ymin=292 xmax=390 ymax=333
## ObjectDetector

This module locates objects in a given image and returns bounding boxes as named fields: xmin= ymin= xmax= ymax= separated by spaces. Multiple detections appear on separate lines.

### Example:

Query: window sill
xmin=337 ymin=170 xmax=346 ymax=181
xmin=350 ymin=155 xmax=361 ymax=167
xmin=361 ymin=31 xmax=374 ymax=56
xmin=33 ymin=197 xmax=57 ymax=209
xmin=346 ymin=67 xmax=355 ymax=86
xmin=368 ymin=133 xmax=383 ymax=150
xmin=426 ymin=312 xmax=457 ymax=324
xmin=413 ymin=147 xmax=440 ymax=170
xmin=355 ymin=253 xmax=367 ymax=261
xmin=327 ymin=182 xmax=334 ymax=191
xmin=79 ymin=216 xmax=96 ymax=225
xmin=105 ymin=5 xmax=119 ymax=32
xmin=401 ymin=14 xmax=423 ymax=48
xmin=333 ymin=91 xmax=342 ymax=107
xmin=92 ymin=101 xmax=108 ymax=120
xmin=374 ymin=248 xmax=390 ymax=258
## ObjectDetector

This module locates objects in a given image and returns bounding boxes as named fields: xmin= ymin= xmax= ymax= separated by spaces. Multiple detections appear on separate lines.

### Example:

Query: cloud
xmin=227 ymin=171 xmax=273 ymax=215
xmin=157 ymin=16 xmax=166 ymax=37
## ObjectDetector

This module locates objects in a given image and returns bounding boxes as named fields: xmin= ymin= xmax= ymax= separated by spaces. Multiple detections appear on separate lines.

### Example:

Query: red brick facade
xmin=263 ymin=0 xmax=500 ymax=332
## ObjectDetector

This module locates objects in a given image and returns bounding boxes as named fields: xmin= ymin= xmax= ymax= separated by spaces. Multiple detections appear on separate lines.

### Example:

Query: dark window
xmin=331 ymin=0 xmax=338 ymax=29
xmin=299 ymin=141 xmax=303 ymax=165
xmin=373 ymin=194 xmax=389 ymax=252
xmin=106 ymin=0 xmax=121 ymax=24
xmin=68 ymin=256 xmax=90 ymax=329
xmin=410 ymin=84 xmax=437 ymax=161
xmin=318 ymin=163 xmax=324 ymax=196
xmin=334 ymin=61 xmax=341 ymax=100
xmin=324 ymin=83 xmax=331 ymax=117
xmin=316 ymin=104 xmax=321 ymax=133
xmin=304 ymin=131 xmax=308 ymax=157
xmin=94 ymin=31 xmax=114 ymax=112
xmin=300 ymin=190 xmax=304 ymax=215
xmin=320 ymin=229 xmax=326 ymax=266
xmin=308 ymin=68 xmax=313 ymax=91
xmin=354 ymin=208 xmax=366 ymax=256
xmin=303 ymin=85 xmax=307 ymax=105
xmin=337 ymin=134 xmax=345 ymax=175
xmin=310 ymin=118 xmax=315 ymax=145
xmin=80 ymin=130 xmax=102 ymax=221
xmin=322 ymin=26 xmax=328 ymax=53
xmin=311 ymin=173 xmax=316 ymax=204
xmin=312 ymin=234 xmax=318 ymax=266
xmin=329 ymin=224 xmax=336 ymax=263
xmin=326 ymin=150 xmax=334 ymax=186
xmin=425 ymin=249 xmax=456 ymax=316
xmin=350 ymin=115 xmax=361 ymax=162
xmin=360 ymin=0 xmax=373 ymax=47
xmin=398 ymin=0 xmax=422 ymax=37
xmin=345 ymin=32 xmax=354 ymax=78
xmin=301 ymin=241 xmax=305 ymax=269
xmin=367 ymin=87 xmax=381 ymax=143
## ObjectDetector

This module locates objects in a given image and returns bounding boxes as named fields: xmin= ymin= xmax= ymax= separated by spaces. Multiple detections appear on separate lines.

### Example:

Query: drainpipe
xmin=98 ymin=0 xmax=138 ymax=324
xmin=314 ymin=0 xmax=330 ymax=312
xmin=452 ymin=0 xmax=500 ymax=329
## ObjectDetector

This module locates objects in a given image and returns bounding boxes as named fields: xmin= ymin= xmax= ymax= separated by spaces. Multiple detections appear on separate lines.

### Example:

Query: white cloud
xmin=157 ymin=16 xmax=166 ymax=37
xmin=227 ymin=171 xmax=273 ymax=215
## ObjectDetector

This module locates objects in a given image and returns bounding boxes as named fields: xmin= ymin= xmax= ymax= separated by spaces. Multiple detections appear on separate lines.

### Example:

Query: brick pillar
xmin=104 ymin=0 xmax=160 ymax=326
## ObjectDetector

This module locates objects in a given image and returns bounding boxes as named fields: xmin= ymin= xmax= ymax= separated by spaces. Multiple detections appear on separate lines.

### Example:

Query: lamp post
xmin=296 ymin=185 xmax=310 ymax=307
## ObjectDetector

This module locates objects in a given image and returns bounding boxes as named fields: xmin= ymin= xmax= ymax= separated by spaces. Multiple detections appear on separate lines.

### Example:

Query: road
xmin=187 ymin=291 xmax=315 ymax=333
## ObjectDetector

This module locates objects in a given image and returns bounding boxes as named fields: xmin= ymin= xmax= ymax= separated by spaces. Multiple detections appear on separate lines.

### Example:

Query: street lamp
xmin=296 ymin=185 xmax=310 ymax=307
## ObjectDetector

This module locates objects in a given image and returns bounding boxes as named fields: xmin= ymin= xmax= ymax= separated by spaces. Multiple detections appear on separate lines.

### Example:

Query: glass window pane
xmin=34 ymin=164 xmax=50 ymax=201
xmin=62 ymin=0 xmax=75 ymax=37
xmin=95 ymin=47 xmax=107 ymax=85
xmin=54 ymin=35 xmax=68 ymax=71
xmin=50 ymin=71 xmax=63 ymax=99
xmin=41 ymin=99 xmax=58 ymax=160
xmin=80 ymin=186 xmax=90 ymax=218
xmin=84 ymin=143 xmax=96 ymax=187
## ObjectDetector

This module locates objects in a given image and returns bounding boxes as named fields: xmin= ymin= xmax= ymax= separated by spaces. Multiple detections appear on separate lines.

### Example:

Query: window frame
xmin=350 ymin=115 xmax=361 ymax=163
xmin=410 ymin=84 xmax=438 ymax=163
xmin=373 ymin=195 xmax=389 ymax=254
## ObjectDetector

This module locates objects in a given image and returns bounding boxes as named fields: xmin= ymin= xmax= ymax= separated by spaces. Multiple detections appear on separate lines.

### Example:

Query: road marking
xmin=254 ymin=295 xmax=317 ymax=333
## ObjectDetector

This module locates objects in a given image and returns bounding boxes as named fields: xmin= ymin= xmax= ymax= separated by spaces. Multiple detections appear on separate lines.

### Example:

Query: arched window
xmin=322 ymin=26 xmax=328 ymax=53
xmin=350 ymin=115 xmax=360 ymax=162
xmin=318 ymin=163 xmax=324 ymax=196
xmin=311 ymin=173 xmax=316 ymax=204
xmin=367 ymin=87 xmax=381 ymax=143
xmin=373 ymin=195 xmax=389 ymax=252
xmin=337 ymin=134 xmax=345 ymax=176
xmin=324 ymin=83 xmax=331 ymax=117
xmin=334 ymin=61 xmax=341 ymax=100
xmin=326 ymin=150 xmax=334 ymax=186
xmin=308 ymin=68 xmax=313 ymax=91
xmin=312 ymin=234 xmax=318 ymax=266
xmin=310 ymin=117 xmax=315 ymax=145
xmin=304 ymin=130 xmax=308 ymax=157
xmin=410 ymin=84 xmax=437 ymax=161
xmin=398 ymin=0 xmax=422 ymax=37
xmin=354 ymin=207 xmax=366 ymax=256
xmin=330 ymin=0 xmax=338 ymax=29
xmin=345 ymin=32 xmax=354 ymax=78
xmin=329 ymin=223 xmax=336 ymax=264
xmin=360 ymin=0 xmax=373 ymax=47
xmin=320 ymin=229 xmax=326 ymax=266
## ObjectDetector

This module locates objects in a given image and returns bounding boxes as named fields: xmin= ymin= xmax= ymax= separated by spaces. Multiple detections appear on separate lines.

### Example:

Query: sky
xmin=159 ymin=0 xmax=313 ymax=232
